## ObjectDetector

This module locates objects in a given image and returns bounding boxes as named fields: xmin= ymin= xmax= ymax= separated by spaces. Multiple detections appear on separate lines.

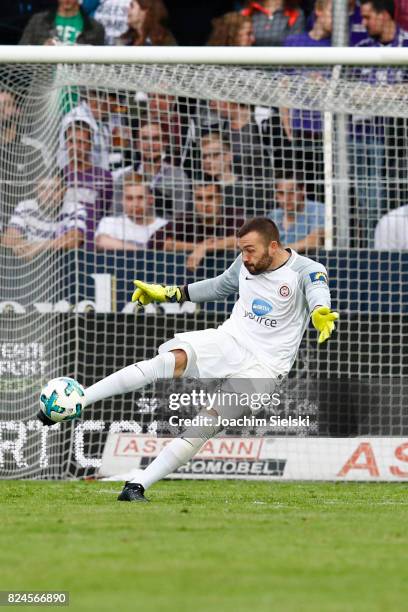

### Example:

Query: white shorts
xmin=159 ymin=327 xmax=277 ymax=380
xmin=159 ymin=327 xmax=280 ymax=421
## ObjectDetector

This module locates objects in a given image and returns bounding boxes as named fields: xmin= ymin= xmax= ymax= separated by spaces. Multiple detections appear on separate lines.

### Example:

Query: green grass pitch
xmin=0 ymin=480 xmax=406 ymax=612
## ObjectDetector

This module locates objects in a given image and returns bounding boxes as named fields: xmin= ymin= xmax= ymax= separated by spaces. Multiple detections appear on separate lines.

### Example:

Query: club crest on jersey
xmin=252 ymin=299 xmax=273 ymax=316
xmin=309 ymin=271 xmax=328 ymax=284
xmin=278 ymin=284 xmax=291 ymax=298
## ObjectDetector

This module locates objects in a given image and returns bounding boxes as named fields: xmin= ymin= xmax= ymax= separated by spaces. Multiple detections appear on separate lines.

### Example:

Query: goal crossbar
xmin=3 ymin=45 xmax=408 ymax=65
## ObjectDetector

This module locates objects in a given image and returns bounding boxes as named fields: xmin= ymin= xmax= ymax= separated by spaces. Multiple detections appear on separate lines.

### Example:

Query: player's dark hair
xmin=237 ymin=217 xmax=281 ymax=245
xmin=360 ymin=0 xmax=395 ymax=18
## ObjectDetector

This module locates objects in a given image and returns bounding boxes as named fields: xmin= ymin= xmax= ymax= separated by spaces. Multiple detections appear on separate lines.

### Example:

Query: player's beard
xmin=244 ymin=250 xmax=273 ymax=275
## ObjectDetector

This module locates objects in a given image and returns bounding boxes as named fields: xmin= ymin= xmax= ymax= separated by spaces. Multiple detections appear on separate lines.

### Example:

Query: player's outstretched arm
xmin=311 ymin=306 xmax=339 ymax=344
xmin=132 ymin=255 xmax=242 ymax=306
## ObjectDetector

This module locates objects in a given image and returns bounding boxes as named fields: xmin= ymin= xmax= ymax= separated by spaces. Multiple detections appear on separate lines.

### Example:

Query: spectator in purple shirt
xmin=64 ymin=120 xmax=113 ymax=250
xmin=283 ymin=0 xmax=332 ymax=202
xmin=349 ymin=1 xmax=369 ymax=45
xmin=164 ymin=183 xmax=244 ymax=271
xmin=351 ymin=0 xmax=408 ymax=245
xmin=358 ymin=0 xmax=408 ymax=45
xmin=306 ymin=1 xmax=367 ymax=45
xmin=2 ymin=172 xmax=85 ymax=260
xmin=285 ymin=0 xmax=332 ymax=45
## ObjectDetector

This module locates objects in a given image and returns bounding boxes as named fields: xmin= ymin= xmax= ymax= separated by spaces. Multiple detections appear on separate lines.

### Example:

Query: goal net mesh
xmin=0 ymin=61 xmax=407 ymax=479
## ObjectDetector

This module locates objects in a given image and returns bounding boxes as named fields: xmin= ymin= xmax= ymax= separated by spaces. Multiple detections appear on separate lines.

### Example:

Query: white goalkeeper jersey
xmin=187 ymin=249 xmax=331 ymax=376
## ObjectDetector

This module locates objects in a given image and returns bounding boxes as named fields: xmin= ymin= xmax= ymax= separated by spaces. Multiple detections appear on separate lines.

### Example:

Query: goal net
xmin=0 ymin=49 xmax=407 ymax=480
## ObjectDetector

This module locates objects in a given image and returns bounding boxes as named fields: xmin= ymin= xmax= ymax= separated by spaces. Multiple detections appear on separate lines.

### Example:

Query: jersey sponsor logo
xmin=309 ymin=271 xmax=328 ymax=284
xmin=252 ymin=298 xmax=273 ymax=316
xmin=278 ymin=284 xmax=291 ymax=298
xmin=244 ymin=311 xmax=277 ymax=327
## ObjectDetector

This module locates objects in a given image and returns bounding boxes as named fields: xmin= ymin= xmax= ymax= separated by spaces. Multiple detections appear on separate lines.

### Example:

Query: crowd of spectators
xmin=0 ymin=0 xmax=406 ymax=263
xmin=15 ymin=0 xmax=408 ymax=48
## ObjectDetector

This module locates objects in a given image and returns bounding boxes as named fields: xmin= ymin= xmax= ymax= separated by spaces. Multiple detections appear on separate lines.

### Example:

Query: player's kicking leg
xmin=84 ymin=349 xmax=186 ymax=406
xmin=83 ymin=347 xmax=216 ymax=502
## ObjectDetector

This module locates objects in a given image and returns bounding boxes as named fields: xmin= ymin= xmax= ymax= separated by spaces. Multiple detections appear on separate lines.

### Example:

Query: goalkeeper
xmin=82 ymin=217 xmax=339 ymax=501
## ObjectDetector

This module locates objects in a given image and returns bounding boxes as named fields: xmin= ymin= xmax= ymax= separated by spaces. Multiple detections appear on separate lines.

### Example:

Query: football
xmin=39 ymin=377 xmax=85 ymax=425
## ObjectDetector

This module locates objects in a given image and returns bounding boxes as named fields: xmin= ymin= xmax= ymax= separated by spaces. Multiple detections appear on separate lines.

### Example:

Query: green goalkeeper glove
xmin=311 ymin=306 xmax=339 ymax=344
xmin=131 ymin=280 xmax=185 ymax=306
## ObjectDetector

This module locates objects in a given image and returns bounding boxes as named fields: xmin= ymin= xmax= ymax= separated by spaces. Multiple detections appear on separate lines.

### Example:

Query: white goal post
xmin=0 ymin=46 xmax=407 ymax=481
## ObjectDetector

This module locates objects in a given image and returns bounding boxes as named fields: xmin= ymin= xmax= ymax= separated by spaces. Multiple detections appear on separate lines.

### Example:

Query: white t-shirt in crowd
xmin=374 ymin=206 xmax=408 ymax=250
xmin=96 ymin=214 xmax=169 ymax=248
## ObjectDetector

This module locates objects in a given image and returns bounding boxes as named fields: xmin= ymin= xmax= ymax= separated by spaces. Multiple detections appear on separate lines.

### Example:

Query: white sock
xmin=131 ymin=437 xmax=204 ymax=490
xmin=84 ymin=352 xmax=175 ymax=406
xmin=130 ymin=412 xmax=221 ymax=490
